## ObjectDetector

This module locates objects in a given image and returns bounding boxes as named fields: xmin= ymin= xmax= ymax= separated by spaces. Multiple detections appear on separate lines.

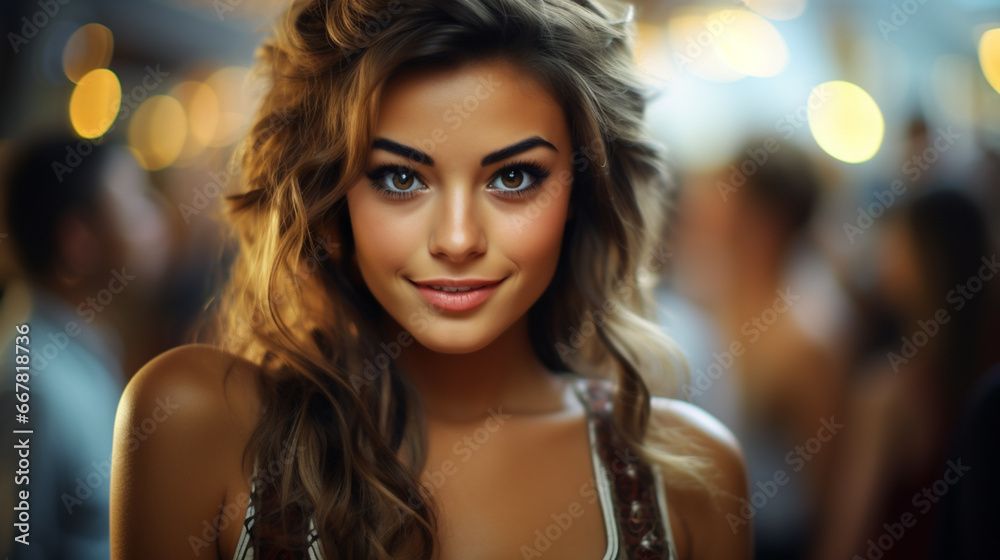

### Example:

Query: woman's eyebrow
xmin=372 ymin=138 xmax=434 ymax=165
xmin=481 ymin=136 xmax=557 ymax=166
xmin=371 ymin=136 xmax=558 ymax=167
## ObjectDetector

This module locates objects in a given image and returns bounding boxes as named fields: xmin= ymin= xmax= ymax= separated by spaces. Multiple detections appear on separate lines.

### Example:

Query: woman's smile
xmin=345 ymin=58 xmax=574 ymax=353
xmin=408 ymin=276 xmax=507 ymax=313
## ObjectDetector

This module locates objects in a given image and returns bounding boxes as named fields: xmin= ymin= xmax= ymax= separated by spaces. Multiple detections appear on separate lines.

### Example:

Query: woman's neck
xmin=388 ymin=313 xmax=571 ymax=424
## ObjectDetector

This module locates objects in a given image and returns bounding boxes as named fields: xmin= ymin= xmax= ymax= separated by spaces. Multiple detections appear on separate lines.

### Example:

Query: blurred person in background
xmin=932 ymin=359 xmax=1000 ymax=560
xmin=664 ymin=141 xmax=847 ymax=560
xmin=0 ymin=135 xmax=169 ymax=559
xmin=811 ymin=187 xmax=1000 ymax=560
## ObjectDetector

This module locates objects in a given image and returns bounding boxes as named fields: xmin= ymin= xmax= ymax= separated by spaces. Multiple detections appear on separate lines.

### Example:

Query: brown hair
xmin=212 ymin=0 xmax=703 ymax=557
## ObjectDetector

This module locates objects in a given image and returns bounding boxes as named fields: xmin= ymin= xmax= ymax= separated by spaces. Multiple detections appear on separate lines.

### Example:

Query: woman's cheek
xmin=348 ymin=193 xmax=416 ymax=295
xmin=500 ymin=194 xmax=570 ymax=276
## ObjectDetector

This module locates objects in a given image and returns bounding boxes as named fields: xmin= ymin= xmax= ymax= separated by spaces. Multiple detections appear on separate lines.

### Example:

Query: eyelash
xmin=364 ymin=160 xmax=551 ymax=201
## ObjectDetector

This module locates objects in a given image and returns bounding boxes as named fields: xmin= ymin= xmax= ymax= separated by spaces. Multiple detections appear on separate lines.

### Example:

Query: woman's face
xmin=346 ymin=58 xmax=574 ymax=354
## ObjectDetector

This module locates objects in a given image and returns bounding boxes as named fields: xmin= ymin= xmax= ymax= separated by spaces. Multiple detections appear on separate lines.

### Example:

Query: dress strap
xmin=246 ymin=463 xmax=316 ymax=560
xmin=573 ymin=377 xmax=675 ymax=560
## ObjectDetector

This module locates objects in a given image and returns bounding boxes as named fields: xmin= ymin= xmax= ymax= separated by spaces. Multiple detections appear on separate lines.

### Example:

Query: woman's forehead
xmin=372 ymin=59 xmax=571 ymax=161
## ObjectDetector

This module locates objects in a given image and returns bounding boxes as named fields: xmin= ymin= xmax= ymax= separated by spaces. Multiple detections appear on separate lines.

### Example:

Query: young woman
xmin=110 ymin=1 xmax=750 ymax=559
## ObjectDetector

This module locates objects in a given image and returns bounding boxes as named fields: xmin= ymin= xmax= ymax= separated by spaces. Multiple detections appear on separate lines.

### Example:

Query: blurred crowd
xmin=660 ymin=131 xmax=1000 ymax=560
xmin=0 ymin=0 xmax=998 ymax=559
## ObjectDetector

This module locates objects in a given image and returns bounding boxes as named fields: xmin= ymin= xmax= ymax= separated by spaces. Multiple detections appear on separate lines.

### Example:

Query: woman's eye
xmin=366 ymin=166 xmax=426 ymax=198
xmin=383 ymin=169 xmax=421 ymax=191
xmin=490 ymin=168 xmax=536 ymax=191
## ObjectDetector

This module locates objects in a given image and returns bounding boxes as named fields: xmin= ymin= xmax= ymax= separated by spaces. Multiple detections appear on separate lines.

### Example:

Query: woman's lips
xmin=409 ymin=278 xmax=505 ymax=312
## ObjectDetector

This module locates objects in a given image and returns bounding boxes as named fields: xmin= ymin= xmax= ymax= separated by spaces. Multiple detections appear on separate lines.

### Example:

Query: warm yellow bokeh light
xmin=63 ymin=24 xmax=114 ymax=83
xmin=667 ymin=11 xmax=746 ymax=83
xmin=742 ymin=0 xmax=807 ymax=20
xmin=205 ymin=66 xmax=253 ymax=147
xmin=979 ymin=28 xmax=1000 ymax=95
xmin=171 ymin=81 xmax=221 ymax=164
xmin=712 ymin=9 xmax=788 ymax=77
xmin=128 ymin=95 xmax=188 ymax=170
xmin=634 ymin=22 xmax=677 ymax=84
xmin=808 ymin=81 xmax=884 ymax=164
xmin=70 ymin=68 xmax=121 ymax=138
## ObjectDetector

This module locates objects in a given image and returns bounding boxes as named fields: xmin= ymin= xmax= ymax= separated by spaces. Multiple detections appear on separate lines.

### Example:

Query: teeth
xmin=430 ymin=285 xmax=474 ymax=293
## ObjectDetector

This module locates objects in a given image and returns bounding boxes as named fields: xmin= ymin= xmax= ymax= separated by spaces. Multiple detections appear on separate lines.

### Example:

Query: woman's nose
xmin=428 ymin=187 xmax=487 ymax=263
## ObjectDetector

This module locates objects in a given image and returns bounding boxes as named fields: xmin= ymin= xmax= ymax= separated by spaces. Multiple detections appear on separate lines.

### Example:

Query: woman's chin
xmin=409 ymin=328 xmax=499 ymax=355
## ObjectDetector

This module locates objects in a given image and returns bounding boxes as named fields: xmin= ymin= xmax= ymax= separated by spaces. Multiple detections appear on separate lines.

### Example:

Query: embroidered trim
xmin=573 ymin=377 xmax=676 ymax=559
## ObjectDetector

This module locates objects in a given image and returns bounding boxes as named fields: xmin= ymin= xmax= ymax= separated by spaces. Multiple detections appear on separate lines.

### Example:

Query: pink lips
xmin=409 ymin=278 xmax=505 ymax=312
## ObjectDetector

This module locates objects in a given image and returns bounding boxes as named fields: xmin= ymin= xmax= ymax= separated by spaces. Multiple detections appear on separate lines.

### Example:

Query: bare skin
xmin=110 ymin=59 xmax=750 ymax=560
xmin=112 ymin=344 xmax=749 ymax=560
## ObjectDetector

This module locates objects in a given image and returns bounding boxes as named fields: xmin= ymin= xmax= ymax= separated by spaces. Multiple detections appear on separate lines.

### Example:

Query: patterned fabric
xmin=233 ymin=376 xmax=677 ymax=559
xmin=572 ymin=378 xmax=679 ymax=560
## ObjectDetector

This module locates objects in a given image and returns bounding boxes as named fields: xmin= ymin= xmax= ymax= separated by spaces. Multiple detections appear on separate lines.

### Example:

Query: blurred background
xmin=0 ymin=0 xmax=998 ymax=559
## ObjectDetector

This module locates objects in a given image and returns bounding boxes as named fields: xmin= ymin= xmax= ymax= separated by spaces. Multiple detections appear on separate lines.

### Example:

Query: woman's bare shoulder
xmin=120 ymin=343 xmax=263 ymax=428
xmin=648 ymin=396 xmax=743 ymax=462
xmin=111 ymin=345 xmax=264 ymax=559
xmin=648 ymin=396 xmax=752 ymax=560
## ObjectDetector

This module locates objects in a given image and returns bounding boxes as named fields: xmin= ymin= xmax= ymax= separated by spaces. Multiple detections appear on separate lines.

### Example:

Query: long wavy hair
xmin=211 ymin=0 xmax=706 ymax=557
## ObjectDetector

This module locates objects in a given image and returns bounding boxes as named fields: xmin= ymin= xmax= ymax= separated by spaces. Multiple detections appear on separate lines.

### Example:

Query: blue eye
xmin=365 ymin=165 xmax=426 ymax=199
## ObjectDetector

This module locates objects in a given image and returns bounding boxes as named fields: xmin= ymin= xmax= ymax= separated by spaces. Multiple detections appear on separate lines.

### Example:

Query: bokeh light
xmin=807 ymin=80 xmax=884 ymax=163
xmin=979 ymin=27 xmax=1000 ymax=95
xmin=69 ymin=68 xmax=121 ymax=138
xmin=634 ymin=22 xmax=677 ymax=86
xmin=742 ymin=0 xmax=807 ymax=21
xmin=667 ymin=10 xmax=746 ymax=82
xmin=128 ymin=95 xmax=188 ymax=170
xmin=171 ymin=81 xmax=221 ymax=165
xmin=712 ymin=9 xmax=789 ymax=77
xmin=204 ymin=66 xmax=254 ymax=147
xmin=62 ymin=23 xmax=114 ymax=83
